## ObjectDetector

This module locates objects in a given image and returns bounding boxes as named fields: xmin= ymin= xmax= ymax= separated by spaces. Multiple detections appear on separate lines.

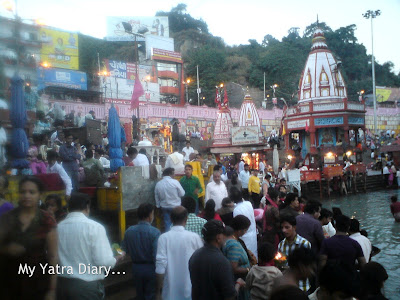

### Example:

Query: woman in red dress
xmin=0 ymin=176 xmax=58 ymax=300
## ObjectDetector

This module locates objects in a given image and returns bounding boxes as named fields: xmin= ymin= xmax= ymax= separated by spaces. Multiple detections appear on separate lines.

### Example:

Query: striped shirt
xmin=278 ymin=234 xmax=311 ymax=292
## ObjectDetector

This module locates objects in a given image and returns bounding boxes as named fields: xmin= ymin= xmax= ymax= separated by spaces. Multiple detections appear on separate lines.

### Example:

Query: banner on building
xmin=104 ymin=59 xmax=151 ymax=81
xmin=101 ymin=60 xmax=158 ymax=101
xmin=106 ymin=16 xmax=169 ymax=42
xmin=151 ymin=48 xmax=182 ymax=63
xmin=376 ymin=88 xmax=392 ymax=102
xmin=37 ymin=67 xmax=87 ymax=90
xmin=39 ymin=28 xmax=79 ymax=70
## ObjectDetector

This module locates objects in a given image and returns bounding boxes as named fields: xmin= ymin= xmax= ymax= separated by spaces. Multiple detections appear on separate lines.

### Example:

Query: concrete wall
xmin=46 ymin=96 xmax=400 ymax=136
xmin=365 ymin=107 xmax=400 ymax=134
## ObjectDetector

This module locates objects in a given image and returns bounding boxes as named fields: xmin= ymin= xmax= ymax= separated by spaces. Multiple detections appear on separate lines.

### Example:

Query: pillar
xmin=344 ymin=126 xmax=349 ymax=144
xmin=285 ymin=133 xmax=290 ymax=150
xmin=310 ymin=129 xmax=317 ymax=153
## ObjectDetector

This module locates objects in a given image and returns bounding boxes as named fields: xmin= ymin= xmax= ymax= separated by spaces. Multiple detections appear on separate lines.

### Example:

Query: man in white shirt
xmin=208 ymin=165 xmax=228 ymax=183
xmin=85 ymin=110 xmax=95 ymax=121
xmin=182 ymin=141 xmax=194 ymax=162
xmin=238 ymin=159 xmax=245 ymax=173
xmin=349 ymin=218 xmax=372 ymax=262
xmin=134 ymin=148 xmax=150 ymax=166
xmin=57 ymin=193 xmax=123 ymax=299
xmin=156 ymin=206 xmax=203 ymax=300
xmin=50 ymin=126 xmax=63 ymax=147
xmin=239 ymin=163 xmax=251 ymax=199
xmin=259 ymin=160 xmax=265 ymax=174
xmin=155 ymin=167 xmax=185 ymax=231
xmin=165 ymin=149 xmax=185 ymax=175
xmin=230 ymin=187 xmax=258 ymax=259
xmin=95 ymin=149 xmax=110 ymax=169
xmin=47 ymin=150 xmax=72 ymax=197
xmin=74 ymin=112 xmax=85 ymax=127
xmin=205 ymin=170 xmax=228 ymax=210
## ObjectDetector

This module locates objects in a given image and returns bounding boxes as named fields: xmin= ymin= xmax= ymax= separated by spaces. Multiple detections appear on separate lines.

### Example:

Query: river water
xmin=321 ymin=189 xmax=400 ymax=299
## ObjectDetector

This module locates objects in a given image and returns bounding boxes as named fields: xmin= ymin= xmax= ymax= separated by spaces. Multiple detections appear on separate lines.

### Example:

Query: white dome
xmin=298 ymin=29 xmax=347 ymax=103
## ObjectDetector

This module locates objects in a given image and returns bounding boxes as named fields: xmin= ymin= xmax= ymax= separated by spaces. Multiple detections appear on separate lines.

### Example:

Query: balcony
xmin=157 ymin=70 xmax=179 ymax=80
xmin=160 ymin=86 xmax=179 ymax=95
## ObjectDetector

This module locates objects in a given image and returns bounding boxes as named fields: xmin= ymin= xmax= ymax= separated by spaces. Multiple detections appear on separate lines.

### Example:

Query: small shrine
xmin=238 ymin=94 xmax=263 ymax=142
xmin=211 ymin=91 xmax=267 ymax=169
xmin=283 ymin=27 xmax=366 ymax=162
xmin=212 ymin=106 xmax=234 ymax=147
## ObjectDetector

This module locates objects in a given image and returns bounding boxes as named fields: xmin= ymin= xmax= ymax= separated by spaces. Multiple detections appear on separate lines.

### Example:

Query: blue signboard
xmin=37 ymin=67 xmax=87 ymax=90
xmin=314 ymin=117 xmax=343 ymax=126
xmin=348 ymin=117 xmax=364 ymax=125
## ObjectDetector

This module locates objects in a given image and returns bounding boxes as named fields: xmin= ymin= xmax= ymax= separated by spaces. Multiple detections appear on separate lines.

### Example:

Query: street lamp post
xmin=185 ymin=78 xmax=191 ymax=103
xmin=271 ymin=84 xmax=278 ymax=98
xmin=363 ymin=9 xmax=381 ymax=135
xmin=196 ymin=65 xmax=200 ymax=106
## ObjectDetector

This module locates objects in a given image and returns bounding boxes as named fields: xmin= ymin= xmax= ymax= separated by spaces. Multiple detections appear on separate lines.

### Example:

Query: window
xmin=29 ymin=32 xmax=38 ymax=41
xmin=157 ymin=62 xmax=176 ymax=72
xmin=158 ymin=78 xmax=177 ymax=87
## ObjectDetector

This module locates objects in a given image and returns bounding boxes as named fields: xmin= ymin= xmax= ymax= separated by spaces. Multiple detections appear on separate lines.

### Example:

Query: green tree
xmin=261 ymin=34 xmax=279 ymax=47
xmin=156 ymin=3 xmax=209 ymax=35
xmin=184 ymin=46 xmax=227 ymax=106
xmin=303 ymin=21 xmax=332 ymax=38
xmin=0 ymin=60 xmax=7 ymax=99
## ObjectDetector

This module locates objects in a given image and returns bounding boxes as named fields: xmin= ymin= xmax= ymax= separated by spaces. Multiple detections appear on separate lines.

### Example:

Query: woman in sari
xmin=0 ymin=176 xmax=58 ymax=300
xmin=261 ymin=187 xmax=282 ymax=250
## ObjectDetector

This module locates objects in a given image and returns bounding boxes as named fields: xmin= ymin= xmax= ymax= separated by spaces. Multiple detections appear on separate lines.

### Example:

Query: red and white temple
xmin=212 ymin=106 xmax=234 ymax=147
xmin=238 ymin=94 xmax=263 ymax=142
xmin=284 ymin=27 xmax=366 ymax=159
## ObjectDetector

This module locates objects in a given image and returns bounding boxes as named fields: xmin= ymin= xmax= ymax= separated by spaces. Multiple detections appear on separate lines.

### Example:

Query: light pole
xmin=271 ymin=84 xmax=278 ymax=98
xmin=357 ymin=90 xmax=365 ymax=102
xmin=196 ymin=65 xmax=200 ymax=106
xmin=185 ymin=78 xmax=191 ymax=103
xmin=363 ymin=9 xmax=381 ymax=135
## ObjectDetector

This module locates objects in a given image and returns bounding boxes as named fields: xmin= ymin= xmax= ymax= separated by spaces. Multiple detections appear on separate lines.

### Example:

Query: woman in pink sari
xmin=261 ymin=187 xmax=281 ymax=250
xmin=388 ymin=164 xmax=394 ymax=186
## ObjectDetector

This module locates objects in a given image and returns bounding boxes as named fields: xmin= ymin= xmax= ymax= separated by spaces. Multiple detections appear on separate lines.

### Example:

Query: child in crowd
xmin=0 ymin=176 xmax=13 ymax=217
xmin=246 ymin=242 xmax=282 ymax=300
xmin=44 ymin=194 xmax=67 ymax=223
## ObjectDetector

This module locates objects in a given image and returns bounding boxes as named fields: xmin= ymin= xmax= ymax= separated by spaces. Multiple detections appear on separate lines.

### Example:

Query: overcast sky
xmin=3 ymin=0 xmax=400 ymax=74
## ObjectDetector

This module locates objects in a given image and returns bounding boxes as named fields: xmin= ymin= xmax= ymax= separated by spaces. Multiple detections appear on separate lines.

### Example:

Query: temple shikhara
xmin=238 ymin=94 xmax=263 ymax=142
xmin=212 ymin=106 xmax=234 ymax=147
xmin=284 ymin=27 xmax=366 ymax=159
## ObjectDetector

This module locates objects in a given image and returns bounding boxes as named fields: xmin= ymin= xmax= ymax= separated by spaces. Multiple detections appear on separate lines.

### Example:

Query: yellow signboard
xmin=40 ymin=28 xmax=79 ymax=70
xmin=376 ymin=88 xmax=392 ymax=102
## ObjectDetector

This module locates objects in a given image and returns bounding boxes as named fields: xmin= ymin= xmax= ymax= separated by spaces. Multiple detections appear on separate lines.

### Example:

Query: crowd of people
xmin=0 ymin=129 xmax=397 ymax=300
xmin=0 ymin=163 xmax=393 ymax=300
xmin=130 ymin=164 xmax=393 ymax=300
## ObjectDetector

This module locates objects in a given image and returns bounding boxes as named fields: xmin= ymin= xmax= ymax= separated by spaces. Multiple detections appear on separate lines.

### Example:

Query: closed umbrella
xmin=10 ymin=76 xmax=29 ymax=168
xmin=108 ymin=104 xmax=124 ymax=172
xmin=273 ymin=144 xmax=279 ymax=175
xmin=0 ymin=98 xmax=9 ymax=109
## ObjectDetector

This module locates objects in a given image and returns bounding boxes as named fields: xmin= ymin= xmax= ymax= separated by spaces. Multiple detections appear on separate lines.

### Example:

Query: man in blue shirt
xmin=122 ymin=203 xmax=161 ymax=300
xmin=59 ymin=133 xmax=81 ymax=191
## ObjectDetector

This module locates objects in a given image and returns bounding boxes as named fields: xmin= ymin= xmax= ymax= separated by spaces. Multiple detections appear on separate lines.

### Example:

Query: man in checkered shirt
xmin=181 ymin=196 xmax=206 ymax=237
xmin=278 ymin=215 xmax=312 ymax=293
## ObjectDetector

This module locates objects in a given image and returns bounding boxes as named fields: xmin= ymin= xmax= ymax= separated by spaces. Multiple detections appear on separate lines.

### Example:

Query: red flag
xmin=131 ymin=73 xmax=144 ymax=110
xmin=305 ymin=120 xmax=309 ymax=132
xmin=214 ymin=87 xmax=221 ymax=109
xmin=223 ymin=87 xmax=228 ymax=105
